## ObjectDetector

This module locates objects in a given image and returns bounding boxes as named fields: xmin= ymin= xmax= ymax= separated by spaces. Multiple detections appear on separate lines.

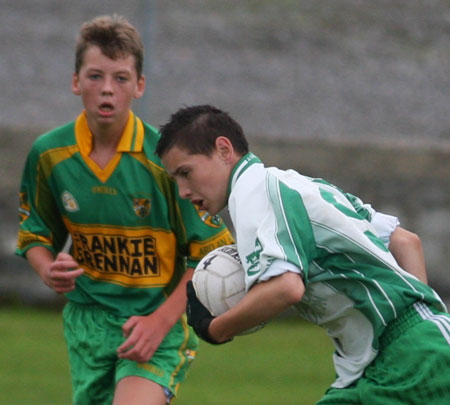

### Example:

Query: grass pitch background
xmin=0 ymin=306 xmax=334 ymax=404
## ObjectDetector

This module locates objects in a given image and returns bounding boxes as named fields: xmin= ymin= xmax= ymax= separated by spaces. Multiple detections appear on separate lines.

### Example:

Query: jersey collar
xmin=227 ymin=152 xmax=262 ymax=197
xmin=75 ymin=110 xmax=145 ymax=156
xmin=74 ymin=110 xmax=145 ymax=183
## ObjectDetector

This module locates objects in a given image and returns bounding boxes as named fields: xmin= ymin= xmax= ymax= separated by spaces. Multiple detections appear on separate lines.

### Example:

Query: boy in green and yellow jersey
xmin=16 ymin=16 xmax=233 ymax=405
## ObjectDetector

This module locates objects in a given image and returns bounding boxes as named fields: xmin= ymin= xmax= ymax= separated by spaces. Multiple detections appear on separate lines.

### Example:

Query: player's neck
xmin=88 ymin=122 xmax=125 ymax=169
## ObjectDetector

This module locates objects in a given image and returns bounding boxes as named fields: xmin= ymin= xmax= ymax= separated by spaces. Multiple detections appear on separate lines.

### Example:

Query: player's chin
xmin=196 ymin=200 xmax=216 ymax=215
xmin=207 ymin=207 xmax=221 ymax=216
xmin=204 ymin=201 xmax=225 ymax=216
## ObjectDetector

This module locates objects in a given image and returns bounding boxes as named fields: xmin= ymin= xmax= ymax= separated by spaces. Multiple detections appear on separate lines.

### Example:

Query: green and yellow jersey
xmin=17 ymin=111 xmax=234 ymax=317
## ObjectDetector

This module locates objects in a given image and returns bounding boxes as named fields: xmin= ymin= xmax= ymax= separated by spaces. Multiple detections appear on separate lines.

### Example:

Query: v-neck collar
xmin=75 ymin=110 xmax=145 ymax=183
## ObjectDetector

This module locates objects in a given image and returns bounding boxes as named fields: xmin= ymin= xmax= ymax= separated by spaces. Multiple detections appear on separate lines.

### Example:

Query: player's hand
xmin=186 ymin=281 xmax=231 ymax=345
xmin=46 ymin=252 xmax=83 ymax=294
xmin=117 ymin=313 xmax=168 ymax=363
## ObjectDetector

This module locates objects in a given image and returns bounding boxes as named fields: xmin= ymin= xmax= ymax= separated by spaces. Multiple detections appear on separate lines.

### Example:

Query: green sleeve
xmin=16 ymin=137 xmax=68 ymax=257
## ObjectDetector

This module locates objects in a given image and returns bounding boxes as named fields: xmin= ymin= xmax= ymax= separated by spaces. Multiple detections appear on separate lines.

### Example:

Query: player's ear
xmin=134 ymin=74 xmax=146 ymax=99
xmin=215 ymin=136 xmax=234 ymax=162
xmin=72 ymin=73 xmax=81 ymax=96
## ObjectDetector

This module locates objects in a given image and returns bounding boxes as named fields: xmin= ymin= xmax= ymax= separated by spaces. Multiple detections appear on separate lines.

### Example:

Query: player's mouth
xmin=98 ymin=102 xmax=114 ymax=117
xmin=192 ymin=199 xmax=207 ymax=211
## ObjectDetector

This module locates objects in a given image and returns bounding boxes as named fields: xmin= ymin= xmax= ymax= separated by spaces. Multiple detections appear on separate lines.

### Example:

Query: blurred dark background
xmin=1 ymin=0 xmax=449 ymax=306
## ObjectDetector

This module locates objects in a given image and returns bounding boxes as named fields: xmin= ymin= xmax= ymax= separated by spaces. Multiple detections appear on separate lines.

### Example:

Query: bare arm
xmin=208 ymin=271 xmax=305 ymax=343
xmin=117 ymin=268 xmax=195 ymax=362
xmin=25 ymin=246 xmax=84 ymax=293
xmin=389 ymin=227 xmax=427 ymax=284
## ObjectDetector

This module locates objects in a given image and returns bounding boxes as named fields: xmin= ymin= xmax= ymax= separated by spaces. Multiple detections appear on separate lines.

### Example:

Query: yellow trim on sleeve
xmin=189 ymin=228 xmax=236 ymax=261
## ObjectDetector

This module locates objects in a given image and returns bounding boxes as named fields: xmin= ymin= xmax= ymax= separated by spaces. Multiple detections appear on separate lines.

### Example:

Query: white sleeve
xmin=370 ymin=212 xmax=400 ymax=248
xmin=257 ymin=259 xmax=302 ymax=284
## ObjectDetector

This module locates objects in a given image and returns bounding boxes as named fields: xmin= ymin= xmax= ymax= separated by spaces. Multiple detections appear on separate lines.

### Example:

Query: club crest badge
xmin=62 ymin=191 xmax=79 ymax=212
xmin=133 ymin=198 xmax=151 ymax=218
xmin=195 ymin=206 xmax=222 ymax=228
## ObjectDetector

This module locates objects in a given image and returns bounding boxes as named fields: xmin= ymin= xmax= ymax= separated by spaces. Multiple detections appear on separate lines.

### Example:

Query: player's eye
xmin=88 ymin=73 xmax=102 ymax=80
xmin=116 ymin=75 xmax=129 ymax=83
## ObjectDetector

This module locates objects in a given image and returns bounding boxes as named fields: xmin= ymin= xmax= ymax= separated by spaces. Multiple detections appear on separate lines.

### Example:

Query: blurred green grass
xmin=0 ymin=307 xmax=334 ymax=404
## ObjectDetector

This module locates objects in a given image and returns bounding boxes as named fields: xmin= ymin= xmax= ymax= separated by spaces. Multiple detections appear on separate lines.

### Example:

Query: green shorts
xmin=63 ymin=301 xmax=198 ymax=405
xmin=316 ymin=302 xmax=450 ymax=405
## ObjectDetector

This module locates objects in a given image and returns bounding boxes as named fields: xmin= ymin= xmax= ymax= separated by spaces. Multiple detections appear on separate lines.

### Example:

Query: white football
xmin=192 ymin=244 xmax=265 ymax=335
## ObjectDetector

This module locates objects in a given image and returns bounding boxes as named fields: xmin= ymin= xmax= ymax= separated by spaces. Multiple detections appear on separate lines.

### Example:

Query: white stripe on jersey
xmin=414 ymin=302 xmax=450 ymax=345
xmin=358 ymin=281 xmax=388 ymax=326
xmin=267 ymin=173 xmax=304 ymax=270
xmin=314 ymin=242 xmax=396 ymax=326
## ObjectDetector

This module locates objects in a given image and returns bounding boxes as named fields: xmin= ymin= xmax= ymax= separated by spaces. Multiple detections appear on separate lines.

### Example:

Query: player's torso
xmin=38 ymin=122 xmax=182 ymax=311
xmin=58 ymin=154 xmax=176 ymax=283
xmin=230 ymin=161 xmax=445 ymax=387
xmin=231 ymin=160 xmax=439 ymax=306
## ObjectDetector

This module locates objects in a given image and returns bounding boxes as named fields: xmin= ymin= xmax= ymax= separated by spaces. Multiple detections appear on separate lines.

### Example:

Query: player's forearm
xmin=151 ymin=267 xmax=195 ymax=332
xmin=25 ymin=246 xmax=55 ymax=286
xmin=209 ymin=272 xmax=305 ymax=342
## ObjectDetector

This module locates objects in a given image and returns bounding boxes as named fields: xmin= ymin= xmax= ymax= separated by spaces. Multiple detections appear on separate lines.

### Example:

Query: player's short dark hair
xmin=75 ymin=14 xmax=144 ymax=77
xmin=156 ymin=105 xmax=249 ymax=158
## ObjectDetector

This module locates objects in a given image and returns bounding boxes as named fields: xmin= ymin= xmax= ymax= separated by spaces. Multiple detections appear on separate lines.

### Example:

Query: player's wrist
xmin=197 ymin=316 xmax=232 ymax=345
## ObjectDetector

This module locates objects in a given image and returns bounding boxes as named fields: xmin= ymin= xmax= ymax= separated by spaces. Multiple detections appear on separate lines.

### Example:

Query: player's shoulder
xmin=141 ymin=121 xmax=164 ymax=166
xmin=265 ymin=166 xmax=314 ymax=191
xmin=32 ymin=121 xmax=76 ymax=152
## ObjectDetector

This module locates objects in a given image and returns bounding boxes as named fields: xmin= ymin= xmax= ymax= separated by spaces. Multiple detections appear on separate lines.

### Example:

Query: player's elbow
xmin=391 ymin=228 xmax=423 ymax=253
xmin=278 ymin=272 xmax=304 ymax=305
xmin=404 ymin=231 xmax=422 ymax=251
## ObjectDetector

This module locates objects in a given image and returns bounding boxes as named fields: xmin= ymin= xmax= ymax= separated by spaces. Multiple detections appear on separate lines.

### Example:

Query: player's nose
xmin=178 ymin=183 xmax=191 ymax=200
xmin=101 ymin=76 xmax=114 ymax=94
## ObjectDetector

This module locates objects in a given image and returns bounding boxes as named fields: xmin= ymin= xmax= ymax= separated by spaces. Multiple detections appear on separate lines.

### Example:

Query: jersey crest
xmin=133 ymin=198 xmax=151 ymax=218
xmin=61 ymin=191 xmax=79 ymax=212
xmin=194 ymin=206 xmax=223 ymax=228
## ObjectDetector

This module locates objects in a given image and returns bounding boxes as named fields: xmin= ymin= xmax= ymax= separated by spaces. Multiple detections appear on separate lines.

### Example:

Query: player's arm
xmin=25 ymin=246 xmax=84 ymax=294
xmin=388 ymin=227 xmax=427 ymax=284
xmin=117 ymin=267 xmax=194 ymax=362
xmin=360 ymin=203 xmax=428 ymax=283
xmin=189 ymin=271 xmax=304 ymax=344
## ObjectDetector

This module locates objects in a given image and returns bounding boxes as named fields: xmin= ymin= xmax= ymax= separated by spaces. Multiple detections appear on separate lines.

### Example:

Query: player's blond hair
xmin=75 ymin=14 xmax=144 ymax=77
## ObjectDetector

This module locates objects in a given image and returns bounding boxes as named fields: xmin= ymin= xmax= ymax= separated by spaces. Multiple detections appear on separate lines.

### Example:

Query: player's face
xmin=162 ymin=143 xmax=233 ymax=216
xmin=72 ymin=45 xmax=145 ymax=131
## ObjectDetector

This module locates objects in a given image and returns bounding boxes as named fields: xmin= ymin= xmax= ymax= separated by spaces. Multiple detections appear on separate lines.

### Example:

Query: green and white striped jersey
xmin=17 ymin=111 xmax=234 ymax=317
xmin=228 ymin=153 xmax=445 ymax=388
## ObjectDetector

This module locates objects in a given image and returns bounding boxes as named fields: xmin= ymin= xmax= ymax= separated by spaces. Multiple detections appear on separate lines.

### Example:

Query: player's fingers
xmin=54 ymin=252 xmax=79 ymax=266
xmin=50 ymin=268 xmax=83 ymax=281
xmin=117 ymin=334 xmax=136 ymax=354
xmin=118 ymin=342 xmax=149 ymax=363
xmin=65 ymin=268 xmax=84 ymax=279
xmin=52 ymin=279 xmax=77 ymax=294
xmin=55 ymin=252 xmax=74 ymax=260
xmin=121 ymin=316 xmax=139 ymax=337
xmin=53 ymin=285 xmax=75 ymax=294
xmin=53 ymin=259 xmax=79 ymax=269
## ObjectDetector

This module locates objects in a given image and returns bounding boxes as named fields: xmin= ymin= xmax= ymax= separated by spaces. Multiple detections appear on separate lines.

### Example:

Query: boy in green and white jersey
xmin=156 ymin=104 xmax=450 ymax=404
xmin=16 ymin=18 xmax=233 ymax=405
